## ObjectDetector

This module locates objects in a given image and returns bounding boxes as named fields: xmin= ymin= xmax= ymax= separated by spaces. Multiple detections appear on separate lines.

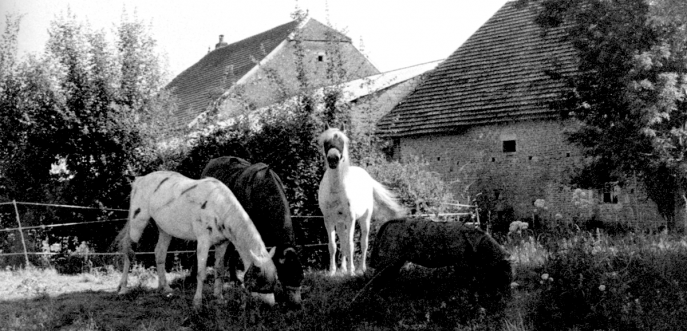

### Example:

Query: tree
xmin=533 ymin=0 xmax=687 ymax=231
xmin=0 ymin=9 xmax=174 ymax=255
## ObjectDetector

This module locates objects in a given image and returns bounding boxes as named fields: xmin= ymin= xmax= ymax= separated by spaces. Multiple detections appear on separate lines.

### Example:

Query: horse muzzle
xmin=326 ymin=150 xmax=341 ymax=169
xmin=251 ymin=291 xmax=276 ymax=306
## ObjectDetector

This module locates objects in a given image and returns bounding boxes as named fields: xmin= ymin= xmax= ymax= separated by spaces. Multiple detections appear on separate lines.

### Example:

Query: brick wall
xmin=397 ymin=119 xmax=663 ymax=229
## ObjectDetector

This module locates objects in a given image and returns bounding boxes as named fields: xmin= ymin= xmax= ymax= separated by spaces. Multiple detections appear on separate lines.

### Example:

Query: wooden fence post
xmin=12 ymin=200 xmax=30 ymax=267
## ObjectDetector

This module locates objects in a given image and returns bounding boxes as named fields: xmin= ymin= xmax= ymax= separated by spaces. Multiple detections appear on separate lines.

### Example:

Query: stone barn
xmin=377 ymin=1 xmax=662 ymax=229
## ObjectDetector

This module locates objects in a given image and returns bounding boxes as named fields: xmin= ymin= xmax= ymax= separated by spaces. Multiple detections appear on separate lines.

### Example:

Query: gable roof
xmin=343 ymin=60 xmax=441 ymax=103
xmin=376 ymin=0 xmax=577 ymax=137
xmin=166 ymin=20 xmax=299 ymax=127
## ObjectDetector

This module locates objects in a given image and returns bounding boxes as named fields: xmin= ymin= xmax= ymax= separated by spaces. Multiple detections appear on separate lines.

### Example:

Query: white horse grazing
xmin=318 ymin=126 xmax=406 ymax=276
xmin=116 ymin=171 xmax=277 ymax=308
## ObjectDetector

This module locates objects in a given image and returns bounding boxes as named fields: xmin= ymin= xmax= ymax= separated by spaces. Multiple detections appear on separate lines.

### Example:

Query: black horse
xmin=370 ymin=217 xmax=512 ymax=308
xmin=190 ymin=156 xmax=304 ymax=305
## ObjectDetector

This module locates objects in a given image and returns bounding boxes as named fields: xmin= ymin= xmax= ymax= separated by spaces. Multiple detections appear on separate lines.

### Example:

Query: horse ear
xmin=341 ymin=122 xmax=347 ymax=133
xmin=324 ymin=123 xmax=331 ymax=131
xmin=268 ymin=246 xmax=276 ymax=258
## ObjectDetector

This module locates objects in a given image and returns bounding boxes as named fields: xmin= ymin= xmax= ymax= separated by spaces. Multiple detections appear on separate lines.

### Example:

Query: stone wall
xmin=397 ymin=119 xmax=663 ymax=229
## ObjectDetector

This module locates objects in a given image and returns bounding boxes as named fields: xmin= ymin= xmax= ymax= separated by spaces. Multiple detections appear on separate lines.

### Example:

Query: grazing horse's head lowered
xmin=371 ymin=218 xmax=513 ymax=309
xmin=199 ymin=156 xmax=305 ymax=306
xmin=116 ymin=171 xmax=279 ymax=308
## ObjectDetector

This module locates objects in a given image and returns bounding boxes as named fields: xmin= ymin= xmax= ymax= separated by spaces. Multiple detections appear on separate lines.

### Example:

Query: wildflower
xmin=541 ymin=273 xmax=549 ymax=281
xmin=534 ymin=199 xmax=546 ymax=208
xmin=510 ymin=282 xmax=519 ymax=288
xmin=599 ymin=284 xmax=606 ymax=291
xmin=555 ymin=213 xmax=563 ymax=220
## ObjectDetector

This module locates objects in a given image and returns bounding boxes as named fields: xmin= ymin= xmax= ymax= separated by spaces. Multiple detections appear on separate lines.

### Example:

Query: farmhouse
xmin=166 ymin=17 xmax=379 ymax=128
xmin=377 ymin=0 xmax=662 ymax=228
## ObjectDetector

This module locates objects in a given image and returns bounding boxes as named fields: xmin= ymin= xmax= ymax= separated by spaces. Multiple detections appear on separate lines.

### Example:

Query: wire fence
xmin=0 ymin=200 xmax=478 ymax=267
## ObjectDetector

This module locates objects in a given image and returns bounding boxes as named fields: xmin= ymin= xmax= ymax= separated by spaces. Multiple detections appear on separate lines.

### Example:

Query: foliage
xmin=364 ymin=154 xmax=455 ymax=214
xmin=0 ymin=10 xmax=175 ymax=254
xmin=531 ymin=233 xmax=687 ymax=330
xmin=533 ymin=0 xmax=687 ymax=231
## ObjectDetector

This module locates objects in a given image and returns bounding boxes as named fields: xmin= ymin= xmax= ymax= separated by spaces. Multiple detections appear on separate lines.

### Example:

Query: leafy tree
xmin=534 ymin=0 xmax=687 ymax=231
xmin=0 ymin=9 xmax=174 ymax=255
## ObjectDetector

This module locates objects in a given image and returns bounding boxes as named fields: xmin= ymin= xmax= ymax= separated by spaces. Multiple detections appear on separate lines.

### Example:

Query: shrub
xmin=364 ymin=154 xmax=454 ymax=214
xmin=531 ymin=233 xmax=687 ymax=330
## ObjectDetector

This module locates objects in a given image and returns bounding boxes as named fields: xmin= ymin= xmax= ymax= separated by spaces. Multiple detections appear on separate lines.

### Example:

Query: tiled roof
xmin=166 ymin=20 xmax=299 ymax=128
xmin=376 ymin=0 xmax=577 ymax=137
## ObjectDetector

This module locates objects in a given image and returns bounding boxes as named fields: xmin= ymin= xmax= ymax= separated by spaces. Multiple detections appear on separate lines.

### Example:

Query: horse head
xmin=276 ymin=246 xmax=304 ymax=306
xmin=246 ymin=247 xmax=278 ymax=305
xmin=318 ymin=127 xmax=349 ymax=170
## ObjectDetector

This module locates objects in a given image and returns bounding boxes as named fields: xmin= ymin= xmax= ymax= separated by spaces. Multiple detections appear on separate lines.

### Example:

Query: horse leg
xmin=358 ymin=211 xmax=372 ymax=274
xmin=325 ymin=220 xmax=338 ymax=276
xmin=154 ymin=231 xmax=174 ymax=295
xmin=338 ymin=222 xmax=355 ymax=276
xmin=194 ymin=239 xmax=211 ymax=308
xmin=213 ymin=241 xmax=228 ymax=301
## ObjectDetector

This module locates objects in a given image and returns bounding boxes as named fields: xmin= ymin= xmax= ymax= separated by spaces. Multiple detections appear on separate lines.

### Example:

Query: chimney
xmin=215 ymin=34 xmax=228 ymax=50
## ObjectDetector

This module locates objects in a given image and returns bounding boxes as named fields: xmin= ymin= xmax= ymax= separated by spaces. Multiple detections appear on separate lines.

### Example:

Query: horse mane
xmin=317 ymin=127 xmax=350 ymax=148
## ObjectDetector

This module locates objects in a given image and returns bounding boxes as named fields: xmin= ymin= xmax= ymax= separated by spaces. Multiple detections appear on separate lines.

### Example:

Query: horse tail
xmin=371 ymin=179 xmax=406 ymax=222
xmin=115 ymin=211 xmax=135 ymax=260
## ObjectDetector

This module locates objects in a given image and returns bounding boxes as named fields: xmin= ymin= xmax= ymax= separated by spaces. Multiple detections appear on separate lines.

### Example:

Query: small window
xmin=317 ymin=55 xmax=324 ymax=62
xmin=602 ymin=182 xmax=619 ymax=204
xmin=503 ymin=140 xmax=516 ymax=153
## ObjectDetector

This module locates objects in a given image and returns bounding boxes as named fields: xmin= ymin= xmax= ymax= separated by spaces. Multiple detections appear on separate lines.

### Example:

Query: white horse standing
xmin=116 ymin=171 xmax=277 ymax=308
xmin=318 ymin=127 xmax=406 ymax=276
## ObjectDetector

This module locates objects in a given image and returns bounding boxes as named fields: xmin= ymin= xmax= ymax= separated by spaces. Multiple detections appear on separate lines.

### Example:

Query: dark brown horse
xmin=191 ymin=156 xmax=303 ymax=305
xmin=370 ymin=217 xmax=512 ymax=307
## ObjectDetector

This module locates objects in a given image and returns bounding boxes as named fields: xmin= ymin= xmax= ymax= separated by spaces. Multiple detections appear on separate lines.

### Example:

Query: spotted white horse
xmin=318 ymin=126 xmax=406 ymax=276
xmin=116 ymin=171 xmax=277 ymax=308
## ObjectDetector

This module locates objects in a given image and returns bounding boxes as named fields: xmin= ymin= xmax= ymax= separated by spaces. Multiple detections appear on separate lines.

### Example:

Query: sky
xmin=1 ymin=0 xmax=510 ymax=80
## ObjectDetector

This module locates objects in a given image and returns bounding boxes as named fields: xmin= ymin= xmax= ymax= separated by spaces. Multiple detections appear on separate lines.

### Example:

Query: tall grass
xmin=521 ymin=232 xmax=687 ymax=331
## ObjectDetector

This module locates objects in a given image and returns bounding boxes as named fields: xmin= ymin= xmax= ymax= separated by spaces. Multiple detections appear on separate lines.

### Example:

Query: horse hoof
xmin=117 ymin=287 xmax=129 ymax=295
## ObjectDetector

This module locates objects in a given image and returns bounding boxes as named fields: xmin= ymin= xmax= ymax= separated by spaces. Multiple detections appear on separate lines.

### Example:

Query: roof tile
xmin=377 ymin=1 xmax=576 ymax=137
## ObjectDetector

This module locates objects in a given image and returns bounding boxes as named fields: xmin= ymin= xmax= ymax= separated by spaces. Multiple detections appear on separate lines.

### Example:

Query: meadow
xmin=3 ymin=229 xmax=687 ymax=330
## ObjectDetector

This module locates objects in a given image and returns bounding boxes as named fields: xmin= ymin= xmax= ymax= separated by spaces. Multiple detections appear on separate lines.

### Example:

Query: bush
xmin=531 ymin=233 xmax=687 ymax=330
xmin=364 ymin=154 xmax=454 ymax=214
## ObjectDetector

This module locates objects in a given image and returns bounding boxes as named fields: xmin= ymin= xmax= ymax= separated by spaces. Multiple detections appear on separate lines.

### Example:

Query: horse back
xmin=371 ymin=218 xmax=500 ymax=269
xmin=131 ymin=171 xmax=241 ymax=241
xmin=201 ymin=157 xmax=294 ymax=248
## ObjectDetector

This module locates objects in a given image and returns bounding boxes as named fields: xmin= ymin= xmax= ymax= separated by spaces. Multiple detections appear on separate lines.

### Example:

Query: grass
xmin=0 ymin=262 xmax=518 ymax=330
xmin=4 ymin=231 xmax=687 ymax=330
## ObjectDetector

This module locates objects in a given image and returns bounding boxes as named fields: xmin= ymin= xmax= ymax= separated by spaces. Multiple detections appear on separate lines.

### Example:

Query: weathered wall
xmin=397 ymin=119 xmax=662 ymax=229
xmin=217 ymin=20 xmax=378 ymax=120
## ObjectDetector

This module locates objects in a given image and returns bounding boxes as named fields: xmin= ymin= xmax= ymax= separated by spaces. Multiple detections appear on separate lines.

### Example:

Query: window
xmin=317 ymin=54 xmax=325 ymax=62
xmin=502 ymin=140 xmax=516 ymax=153
xmin=602 ymin=182 xmax=619 ymax=204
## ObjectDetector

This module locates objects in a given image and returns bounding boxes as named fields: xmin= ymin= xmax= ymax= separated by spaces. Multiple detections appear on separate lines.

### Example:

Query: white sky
xmin=2 ymin=0 xmax=510 ymax=80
